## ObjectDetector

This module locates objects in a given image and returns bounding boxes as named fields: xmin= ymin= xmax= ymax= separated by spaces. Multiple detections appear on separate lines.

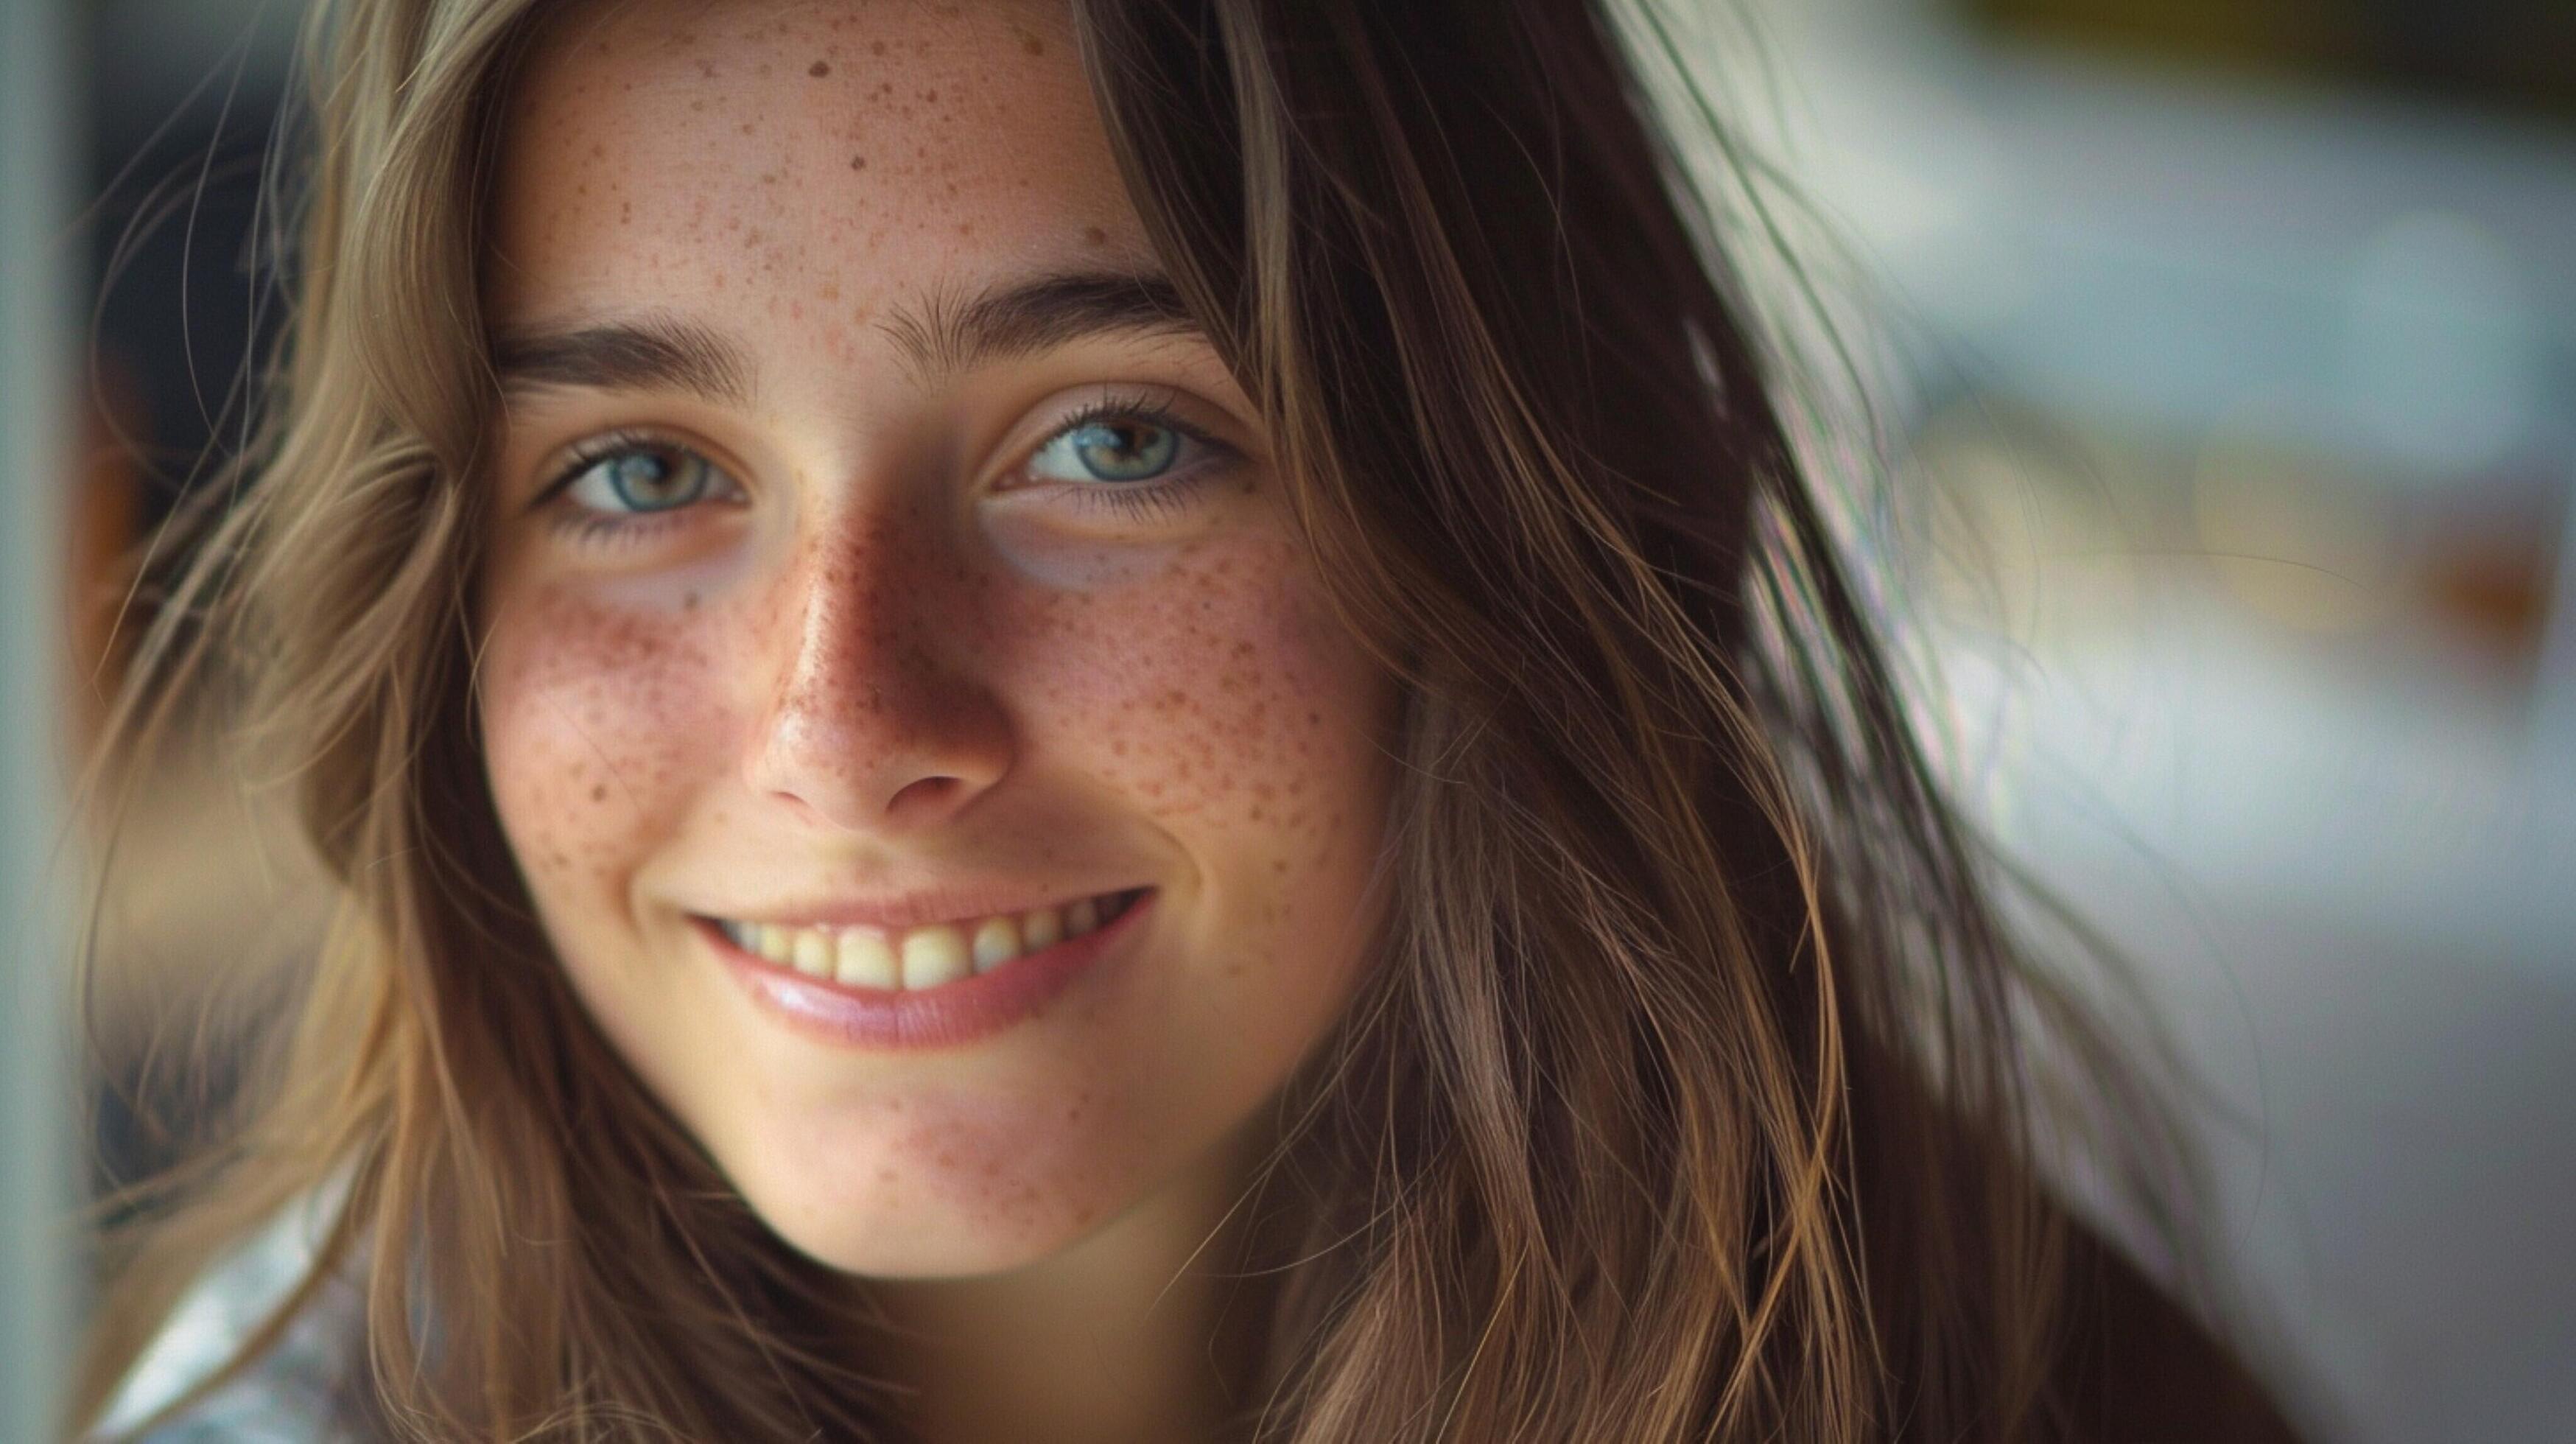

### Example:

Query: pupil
xmin=609 ymin=449 xmax=693 ymax=508
xmin=1076 ymin=421 xmax=1175 ymax=480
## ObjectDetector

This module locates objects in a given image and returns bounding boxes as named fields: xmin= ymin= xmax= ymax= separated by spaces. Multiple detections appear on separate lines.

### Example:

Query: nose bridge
xmin=778 ymin=505 xmax=924 ymax=721
xmin=749 ymin=498 xmax=1008 ymax=829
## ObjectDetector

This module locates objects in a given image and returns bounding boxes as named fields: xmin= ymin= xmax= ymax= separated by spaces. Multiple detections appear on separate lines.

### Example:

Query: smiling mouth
xmin=706 ymin=888 xmax=1148 ymax=993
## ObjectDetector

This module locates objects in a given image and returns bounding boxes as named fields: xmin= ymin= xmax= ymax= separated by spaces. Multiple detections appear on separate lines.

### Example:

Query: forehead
xmin=487 ymin=0 xmax=1141 ymax=334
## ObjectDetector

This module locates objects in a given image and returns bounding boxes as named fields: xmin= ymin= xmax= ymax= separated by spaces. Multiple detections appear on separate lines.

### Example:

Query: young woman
xmin=75 ymin=0 xmax=2303 ymax=1438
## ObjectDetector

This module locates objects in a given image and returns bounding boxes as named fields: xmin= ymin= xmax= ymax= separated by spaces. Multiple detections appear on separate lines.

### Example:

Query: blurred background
xmin=1 ymin=0 xmax=2568 ymax=1438
xmin=1738 ymin=0 xmax=2575 ymax=1438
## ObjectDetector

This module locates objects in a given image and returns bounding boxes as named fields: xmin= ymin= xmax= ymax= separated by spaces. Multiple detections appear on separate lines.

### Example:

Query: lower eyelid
xmin=1026 ymin=451 xmax=1228 ymax=498
xmin=541 ymin=477 xmax=747 ymax=549
xmin=1081 ymin=480 xmax=1197 ymax=522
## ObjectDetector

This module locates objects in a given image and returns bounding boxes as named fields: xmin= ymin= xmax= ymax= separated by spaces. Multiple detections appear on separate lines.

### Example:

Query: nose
xmin=741 ymin=511 xmax=1014 ymax=834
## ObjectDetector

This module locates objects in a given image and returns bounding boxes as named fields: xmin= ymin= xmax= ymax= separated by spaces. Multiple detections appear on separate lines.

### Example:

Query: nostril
xmin=743 ymin=624 xmax=1015 ymax=830
xmin=885 ymin=774 xmax=966 ymax=816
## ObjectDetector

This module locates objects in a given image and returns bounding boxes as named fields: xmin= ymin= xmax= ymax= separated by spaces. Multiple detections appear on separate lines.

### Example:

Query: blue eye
xmin=561 ymin=442 xmax=721 ymax=514
xmin=1028 ymin=417 xmax=1185 ymax=483
xmin=1006 ymin=400 xmax=1243 ymax=525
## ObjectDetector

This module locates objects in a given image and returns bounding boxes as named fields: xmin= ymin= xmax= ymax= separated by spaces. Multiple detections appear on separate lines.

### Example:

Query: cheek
xmin=983 ymin=536 xmax=1392 ymax=915
xmin=477 ymin=584 xmax=731 ymax=903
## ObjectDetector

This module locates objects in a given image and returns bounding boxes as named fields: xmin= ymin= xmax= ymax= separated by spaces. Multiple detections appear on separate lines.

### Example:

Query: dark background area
xmin=1967 ymin=0 xmax=2576 ymax=123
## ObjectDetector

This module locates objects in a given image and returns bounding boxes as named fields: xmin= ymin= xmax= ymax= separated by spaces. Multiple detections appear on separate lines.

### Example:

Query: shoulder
xmin=2049 ymin=1219 xmax=2307 ymax=1444
xmin=91 ymin=1185 xmax=371 ymax=1443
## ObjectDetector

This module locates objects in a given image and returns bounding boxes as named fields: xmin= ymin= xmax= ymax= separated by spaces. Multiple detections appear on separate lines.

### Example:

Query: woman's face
xmin=476 ymin=0 xmax=1395 ymax=1277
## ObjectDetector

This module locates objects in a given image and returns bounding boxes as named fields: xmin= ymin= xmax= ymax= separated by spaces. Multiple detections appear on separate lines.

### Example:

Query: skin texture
xmin=474 ymin=1 xmax=1397 ymax=1434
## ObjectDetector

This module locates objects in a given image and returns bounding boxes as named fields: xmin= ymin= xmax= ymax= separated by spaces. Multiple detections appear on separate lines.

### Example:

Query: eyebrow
xmin=488 ymin=270 xmax=1204 ymax=406
xmin=880 ymin=270 xmax=1201 ymax=379
xmin=491 ymin=313 xmax=754 ymax=407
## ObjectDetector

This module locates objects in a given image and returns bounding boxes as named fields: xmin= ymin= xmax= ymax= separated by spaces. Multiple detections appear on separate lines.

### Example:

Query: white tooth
xmin=1019 ymin=907 xmax=1061 ymax=953
xmin=971 ymin=916 xmax=1021 ymax=973
xmin=835 ymin=930 xmax=898 ymax=989
xmin=790 ymin=928 xmax=832 ymax=976
xmin=900 ymin=924 xmax=971 ymax=990
xmin=1064 ymin=896 xmax=1099 ymax=938
xmin=756 ymin=924 xmax=794 ymax=964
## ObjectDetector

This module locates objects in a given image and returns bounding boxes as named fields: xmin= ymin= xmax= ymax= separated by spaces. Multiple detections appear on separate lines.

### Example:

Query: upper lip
xmin=690 ymin=883 xmax=1148 ymax=933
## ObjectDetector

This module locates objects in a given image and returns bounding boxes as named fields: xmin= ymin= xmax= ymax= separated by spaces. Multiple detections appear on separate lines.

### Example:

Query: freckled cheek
xmin=991 ymin=554 xmax=1391 ymax=854
xmin=476 ymin=595 xmax=740 ymax=901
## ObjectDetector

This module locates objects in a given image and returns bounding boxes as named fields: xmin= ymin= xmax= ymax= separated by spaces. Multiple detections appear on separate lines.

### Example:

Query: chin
xmin=717 ymin=1124 xmax=1126 ymax=1280
xmin=757 ymin=1188 xmax=1110 ymax=1280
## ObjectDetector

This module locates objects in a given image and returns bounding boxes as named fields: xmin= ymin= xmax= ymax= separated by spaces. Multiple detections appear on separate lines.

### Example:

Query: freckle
xmin=809 ymin=59 xmax=830 ymax=77
xmin=589 ymin=141 xmax=606 ymax=160
xmin=850 ymin=154 xmax=866 ymax=169
xmin=1021 ymin=32 xmax=1044 ymax=56
xmin=924 ymin=88 xmax=938 ymax=103
xmin=590 ymin=784 xmax=607 ymax=803
xmin=870 ymin=39 xmax=885 ymax=55
xmin=1083 ymin=225 xmax=1106 ymax=245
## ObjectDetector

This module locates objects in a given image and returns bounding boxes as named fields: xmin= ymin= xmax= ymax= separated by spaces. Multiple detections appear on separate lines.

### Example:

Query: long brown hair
xmin=77 ymin=0 xmax=2201 ymax=1437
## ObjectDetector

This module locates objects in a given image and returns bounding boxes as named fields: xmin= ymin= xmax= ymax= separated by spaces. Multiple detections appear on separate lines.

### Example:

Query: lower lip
xmin=703 ymin=890 xmax=1153 ymax=1051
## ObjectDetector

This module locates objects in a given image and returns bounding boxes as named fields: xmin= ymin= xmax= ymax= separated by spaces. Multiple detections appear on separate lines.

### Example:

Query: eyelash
xmin=1023 ymin=392 xmax=1235 ymax=524
xmin=533 ymin=430 xmax=718 ymax=546
xmin=533 ymin=398 xmax=1234 ymax=544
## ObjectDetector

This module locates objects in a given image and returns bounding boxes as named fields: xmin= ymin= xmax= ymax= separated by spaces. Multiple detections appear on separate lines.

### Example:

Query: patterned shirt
xmin=93 ymin=1184 xmax=369 ymax=1442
